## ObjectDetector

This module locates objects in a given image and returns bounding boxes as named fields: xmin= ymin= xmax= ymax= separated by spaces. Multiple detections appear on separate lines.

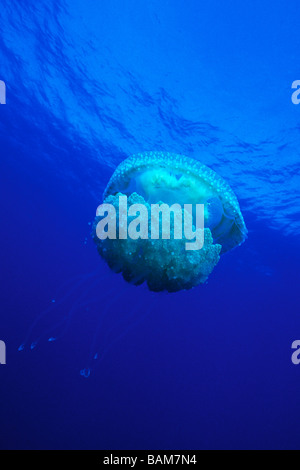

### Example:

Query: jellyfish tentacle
xmin=100 ymin=292 xmax=157 ymax=361
xmin=88 ymin=286 xmax=127 ymax=360
xmin=18 ymin=272 xmax=108 ymax=351
xmin=51 ymin=278 xmax=112 ymax=341
xmin=80 ymin=291 xmax=157 ymax=378
xmin=31 ymin=278 xmax=115 ymax=347
xmin=50 ymin=268 xmax=101 ymax=301
xmin=79 ymin=286 xmax=128 ymax=377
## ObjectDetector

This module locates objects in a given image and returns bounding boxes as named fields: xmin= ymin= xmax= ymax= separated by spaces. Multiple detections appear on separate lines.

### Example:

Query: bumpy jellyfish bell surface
xmin=92 ymin=152 xmax=247 ymax=292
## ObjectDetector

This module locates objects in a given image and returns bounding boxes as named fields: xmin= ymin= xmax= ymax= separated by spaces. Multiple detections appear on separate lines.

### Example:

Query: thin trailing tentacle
xmin=18 ymin=271 xmax=108 ymax=351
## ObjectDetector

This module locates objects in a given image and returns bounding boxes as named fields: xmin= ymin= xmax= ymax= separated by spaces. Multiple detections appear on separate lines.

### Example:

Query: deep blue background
xmin=1 ymin=0 xmax=300 ymax=450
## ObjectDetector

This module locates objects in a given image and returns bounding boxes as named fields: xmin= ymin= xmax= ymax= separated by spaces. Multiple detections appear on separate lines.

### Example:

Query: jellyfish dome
xmin=92 ymin=152 xmax=247 ymax=292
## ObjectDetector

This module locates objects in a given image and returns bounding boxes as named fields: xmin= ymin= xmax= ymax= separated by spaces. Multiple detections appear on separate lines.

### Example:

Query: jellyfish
xmin=19 ymin=152 xmax=247 ymax=377
xmin=92 ymin=152 xmax=247 ymax=292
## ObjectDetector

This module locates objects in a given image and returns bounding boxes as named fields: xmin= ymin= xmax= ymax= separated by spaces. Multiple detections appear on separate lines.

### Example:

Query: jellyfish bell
xmin=93 ymin=152 xmax=247 ymax=293
xmin=103 ymin=152 xmax=247 ymax=252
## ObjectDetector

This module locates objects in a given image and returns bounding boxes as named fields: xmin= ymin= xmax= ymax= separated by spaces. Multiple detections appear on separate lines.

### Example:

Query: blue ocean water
xmin=1 ymin=0 xmax=300 ymax=450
